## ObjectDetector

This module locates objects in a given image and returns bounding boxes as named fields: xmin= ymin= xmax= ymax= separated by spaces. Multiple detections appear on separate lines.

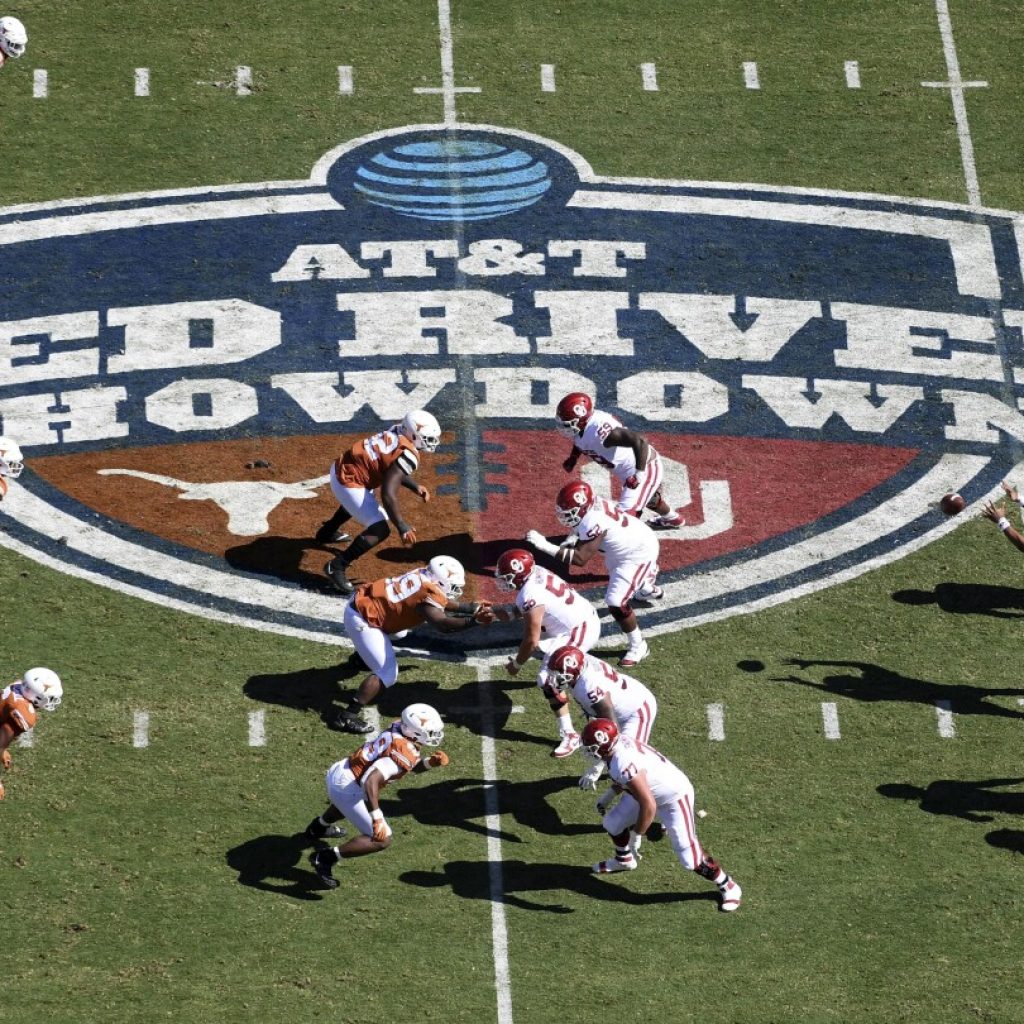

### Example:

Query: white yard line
xmin=247 ymin=710 xmax=266 ymax=747
xmin=472 ymin=661 xmax=514 ymax=1024
xmin=337 ymin=65 xmax=353 ymax=95
xmin=706 ymin=703 xmax=725 ymax=741
xmin=235 ymin=66 xmax=253 ymax=97
xmin=132 ymin=711 xmax=150 ymax=748
xmin=134 ymin=68 xmax=150 ymax=97
xmin=540 ymin=64 xmax=556 ymax=92
xmin=32 ymin=69 xmax=47 ymax=98
xmin=821 ymin=702 xmax=841 ymax=740
xmin=926 ymin=0 xmax=986 ymax=207
xmin=844 ymin=61 xmax=861 ymax=89
xmin=413 ymin=0 xmax=481 ymax=122
xmin=742 ymin=62 xmax=760 ymax=90
xmin=641 ymin=63 xmax=658 ymax=91
xmin=16 ymin=729 xmax=32 ymax=748
xmin=934 ymin=700 xmax=956 ymax=738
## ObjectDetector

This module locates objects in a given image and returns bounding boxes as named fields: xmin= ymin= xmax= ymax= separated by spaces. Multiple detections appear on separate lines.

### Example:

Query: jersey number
xmin=385 ymin=569 xmax=423 ymax=603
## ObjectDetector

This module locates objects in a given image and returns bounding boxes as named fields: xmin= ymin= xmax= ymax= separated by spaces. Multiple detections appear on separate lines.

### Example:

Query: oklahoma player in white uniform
xmin=582 ymin=717 xmax=742 ymax=912
xmin=493 ymin=548 xmax=601 ymax=757
xmin=544 ymin=644 xmax=657 ymax=792
xmin=528 ymin=479 xmax=661 ymax=666
xmin=556 ymin=392 xmax=682 ymax=528
xmin=306 ymin=703 xmax=450 ymax=889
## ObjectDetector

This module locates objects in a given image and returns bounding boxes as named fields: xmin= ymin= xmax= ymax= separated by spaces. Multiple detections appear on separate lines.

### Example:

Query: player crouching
xmin=1 ymin=667 xmax=62 ymax=799
xmin=306 ymin=703 xmax=449 ymax=889
xmin=582 ymin=718 xmax=742 ymax=912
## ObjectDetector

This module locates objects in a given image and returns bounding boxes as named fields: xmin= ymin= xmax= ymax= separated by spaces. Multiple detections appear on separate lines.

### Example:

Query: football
xmin=939 ymin=492 xmax=966 ymax=516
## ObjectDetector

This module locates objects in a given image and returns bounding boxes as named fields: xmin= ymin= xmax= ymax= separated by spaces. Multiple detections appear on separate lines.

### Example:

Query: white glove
xmin=525 ymin=529 xmax=559 ymax=557
xmin=578 ymin=765 xmax=603 ymax=790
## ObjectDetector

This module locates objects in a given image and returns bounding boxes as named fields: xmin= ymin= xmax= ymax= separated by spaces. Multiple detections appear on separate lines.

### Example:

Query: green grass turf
xmin=2 ymin=2 xmax=1024 ymax=1022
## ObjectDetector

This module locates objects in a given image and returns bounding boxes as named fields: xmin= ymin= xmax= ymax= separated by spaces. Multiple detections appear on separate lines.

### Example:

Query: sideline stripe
xmin=743 ymin=62 xmax=760 ymax=90
xmin=706 ymin=703 xmax=725 ymax=741
xmin=641 ymin=63 xmax=658 ymax=91
xmin=33 ymin=69 xmax=47 ymax=98
xmin=844 ymin=61 xmax=860 ymax=89
xmin=134 ymin=68 xmax=150 ymax=97
xmin=935 ymin=700 xmax=956 ymax=738
xmin=930 ymin=0 xmax=981 ymax=207
xmin=541 ymin=64 xmax=556 ymax=92
xmin=821 ymin=702 xmax=841 ymax=739
xmin=248 ymin=710 xmax=266 ymax=747
xmin=133 ymin=711 xmax=150 ymax=748
xmin=473 ymin=661 xmax=514 ymax=1024
xmin=337 ymin=65 xmax=353 ymax=95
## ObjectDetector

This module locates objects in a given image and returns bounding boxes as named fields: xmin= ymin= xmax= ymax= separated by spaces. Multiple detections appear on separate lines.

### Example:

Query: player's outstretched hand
xmin=981 ymin=500 xmax=1003 ymax=523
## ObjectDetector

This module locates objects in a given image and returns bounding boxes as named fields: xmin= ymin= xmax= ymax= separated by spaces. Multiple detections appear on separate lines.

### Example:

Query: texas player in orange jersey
xmin=0 ymin=17 xmax=27 ymax=68
xmin=0 ymin=667 xmax=62 ymax=800
xmin=332 ymin=556 xmax=495 ymax=733
xmin=318 ymin=410 xmax=442 ymax=596
xmin=307 ymin=703 xmax=449 ymax=889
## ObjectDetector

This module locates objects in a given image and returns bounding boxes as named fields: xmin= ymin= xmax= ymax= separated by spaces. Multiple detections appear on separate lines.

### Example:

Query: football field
xmin=2 ymin=3 xmax=1023 ymax=1022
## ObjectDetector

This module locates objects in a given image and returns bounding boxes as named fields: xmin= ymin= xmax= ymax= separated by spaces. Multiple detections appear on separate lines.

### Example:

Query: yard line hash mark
xmin=16 ymin=729 xmax=32 ymax=748
xmin=541 ymin=64 xmax=556 ymax=92
xmin=844 ymin=61 xmax=861 ymax=89
xmin=821 ymin=702 xmax=841 ymax=739
xmin=743 ymin=62 xmax=760 ymax=90
xmin=133 ymin=711 xmax=150 ymax=748
xmin=414 ymin=0 xmax=480 ymax=122
xmin=337 ymin=65 xmax=353 ymax=95
xmin=473 ymin=662 xmax=514 ymax=1024
xmin=934 ymin=700 xmax=956 ymax=738
xmin=706 ymin=703 xmax=725 ymax=741
xmin=247 ymin=710 xmax=266 ymax=747
xmin=641 ymin=63 xmax=658 ymax=91
xmin=33 ymin=69 xmax=47 ymax=98
xmin=134 ymin=68 xmax=150 ymax=97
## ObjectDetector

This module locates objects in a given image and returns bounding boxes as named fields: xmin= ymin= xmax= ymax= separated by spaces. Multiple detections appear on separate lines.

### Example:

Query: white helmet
xmin=427 ymin=555 xmax=465 ymax=600
xmin=399 ymin=703 xmax=444 ymax=746
xmin=401 ymin=410 xmax=441 ymax=453
xmin=0 ymin=436 xmax=24 ymax=478
xmin=19 ymin=667 xmax=62 ymax=710
xmin=0 ymin=17 xmax=27 ymax=59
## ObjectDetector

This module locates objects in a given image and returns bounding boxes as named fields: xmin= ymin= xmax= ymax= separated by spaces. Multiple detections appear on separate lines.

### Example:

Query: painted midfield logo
xmin=0 ymin=123 xmax=1021 ymax=646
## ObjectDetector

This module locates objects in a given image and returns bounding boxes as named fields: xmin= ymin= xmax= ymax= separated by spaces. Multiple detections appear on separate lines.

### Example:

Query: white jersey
xmin=516 ymin=567 xmax=597 ymax=644
xmin=569 ymin=655 xmax=656 ymax=722
xmin=607 ymin=735 xmax=690 ymax=806
xmin=575 ymin=498 xmax=659 ymax=567
xmin=574 ymin=410 xmax=638 ymax=482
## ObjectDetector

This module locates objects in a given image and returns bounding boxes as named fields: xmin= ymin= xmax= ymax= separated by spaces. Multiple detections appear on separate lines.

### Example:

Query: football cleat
xmin=619 ymin=640 xmax=650 ymax=668
xmin=324 ymin=559 xmax=355 ymax=595
xmin=634 ymin=585 xmax=664 ymax=601
xmin=718 ymin=877 xmax=742 ymax=912
xmin=551 ymin=732 xmax=581 ymax=758
xmin=308 ymin=850 xmax=339 ymax=889
xmin=330 ymin=707 xmax=373 ymax=735
xmin=304 ymin=818 xmax=347 ymax=842
xmin=593 ymin=853 xmax=639 ymax=874
xmin=650 ymin=512 xmax=684 ymax=530
xmin=315 ymin=522 xmax=350 ymax=544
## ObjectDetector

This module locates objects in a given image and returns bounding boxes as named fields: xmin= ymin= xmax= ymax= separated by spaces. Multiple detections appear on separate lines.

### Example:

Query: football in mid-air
xmin=939 ymin=492 xmax=966 ymax=516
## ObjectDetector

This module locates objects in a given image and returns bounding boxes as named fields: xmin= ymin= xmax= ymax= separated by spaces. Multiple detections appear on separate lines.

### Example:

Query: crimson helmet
xmin=555 ymin=392 xmax=594 ymax=437
xmin=581 ymin=717 xmax=620 ymax=759
xmin=547 ymin=645 xmax=587 ymax=691
xmin=555 ymin=480 xmax=595 ymax=528
xmin=495 ymin=548 xmax=535 ymax=592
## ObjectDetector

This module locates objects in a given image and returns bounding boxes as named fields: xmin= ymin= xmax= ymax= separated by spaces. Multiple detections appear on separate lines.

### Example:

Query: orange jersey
xmin=347 ymin=723 xmax=421 ymax=784
xmin=334 ymin=427 xmax=419 ymax=490
xmin=352 ymin=567 xmax=448 ymax=633
xmin=0 ymin=689 xmax=36 ymax=736
xmin=0 ymin=476 xmax=7 ymax=500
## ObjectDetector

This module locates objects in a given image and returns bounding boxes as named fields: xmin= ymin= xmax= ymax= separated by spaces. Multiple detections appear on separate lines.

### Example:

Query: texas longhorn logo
xmin=0 ymin=122 xmax=1022 ymax=646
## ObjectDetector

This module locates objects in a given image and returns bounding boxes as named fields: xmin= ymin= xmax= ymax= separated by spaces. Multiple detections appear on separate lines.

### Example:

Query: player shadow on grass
xmin=243 ymin=655 xmax=370 ymax=724
xmin=877 ymin=778 xmax=1024 ymax=855
xmin=893 ymin=584 xmax=1024 ymax=619
xmin=224 ymin=535 xmax=342 ymax=592
xmin=398 ymin=859 xmax=715 ymax=913
xmin=381 ymin=773 xmax=605 ymax=843
xmin=226 ymin=832 xmax=328 ymax=901
xmin=774 ymin=659 xmax=1024 ymax=720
